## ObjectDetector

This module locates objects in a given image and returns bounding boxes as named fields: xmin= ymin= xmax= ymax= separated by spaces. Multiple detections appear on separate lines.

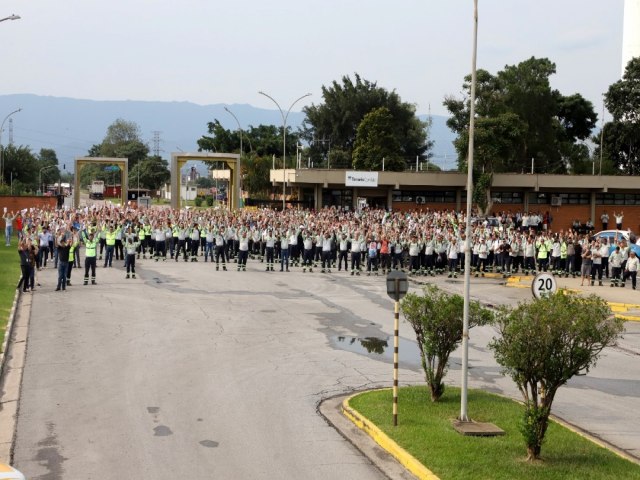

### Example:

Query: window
xmin=491 ymin=192 xmax=523 ymax=204
xmin=322 ymin=189 xmax=352 ymax=208
xmin=597 ymin=193 xmax=640 ymax=205
xmin=559 ymin=193 xmax=590 ymax=205
xmin=392 ymin=190 xmax=456 ymax=203
xmin=529 ymin=192 xmax=589 ymax=205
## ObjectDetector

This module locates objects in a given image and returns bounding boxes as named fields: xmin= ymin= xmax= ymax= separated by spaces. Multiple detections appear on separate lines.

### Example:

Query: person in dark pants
xmin=624 ymin=251 xmax=639 ymax=290
xmin=28 ymin=243 xmax=38 ymax=291
xmin=125 ymin=236 xmax=140 ymax=279
xmin=66 ymin=232 xmax=80 ymax=286
xmin=56 ymin=233 xmax=71 ymax=291
xmin=83 ymin=232 xmax=98 ymax=285
xmin=16 ymin=239 xmax=31 ymax=292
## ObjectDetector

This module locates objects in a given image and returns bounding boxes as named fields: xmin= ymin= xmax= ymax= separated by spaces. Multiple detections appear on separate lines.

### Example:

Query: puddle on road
xmin=330 ymin=335 xmax=422 ymax=367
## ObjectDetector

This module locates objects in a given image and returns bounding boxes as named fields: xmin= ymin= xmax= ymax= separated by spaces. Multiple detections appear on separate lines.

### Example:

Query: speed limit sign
xmin=532 ymin=272 xmax=557 ymax=299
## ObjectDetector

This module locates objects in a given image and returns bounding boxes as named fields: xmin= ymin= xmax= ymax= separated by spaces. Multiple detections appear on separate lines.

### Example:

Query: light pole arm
xmin=258 ymin=91 xmax=311 ymax=211
xmin=224 ymin=106 xmax=244 ymax=208
xmin=0 ymin=14 xmax=20 ymax=23
xmin=284 ymin=93 xmax=312 ymax=128
xmin=258 ymin=91 xmax=285 ymax=125
xmin=39 ymin=164 xmax=56 ymax=195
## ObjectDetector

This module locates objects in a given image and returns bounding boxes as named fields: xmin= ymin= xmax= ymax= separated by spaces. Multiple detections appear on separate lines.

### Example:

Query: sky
xmin=0 ymin=0 xmax=627 ymax=119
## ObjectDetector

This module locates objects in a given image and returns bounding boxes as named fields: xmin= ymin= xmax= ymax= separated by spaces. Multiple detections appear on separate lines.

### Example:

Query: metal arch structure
xmin=170 ymin=152 xmax=241 ymax=210
xmin=74 ymin=157 xmax=129 ymax=207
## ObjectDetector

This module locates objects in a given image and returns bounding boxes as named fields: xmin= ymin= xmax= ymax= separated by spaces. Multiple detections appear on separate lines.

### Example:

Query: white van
xmin=0 ymin=463 xmax=25 ymax=480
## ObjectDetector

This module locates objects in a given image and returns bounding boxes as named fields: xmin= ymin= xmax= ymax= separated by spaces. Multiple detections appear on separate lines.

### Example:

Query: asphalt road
xmin=10 ymin=257 xmax=640 ymax=478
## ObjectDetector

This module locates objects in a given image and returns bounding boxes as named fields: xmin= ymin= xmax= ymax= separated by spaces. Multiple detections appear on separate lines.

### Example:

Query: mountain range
xmin=0 ymin=94 xmax=458 ymax=172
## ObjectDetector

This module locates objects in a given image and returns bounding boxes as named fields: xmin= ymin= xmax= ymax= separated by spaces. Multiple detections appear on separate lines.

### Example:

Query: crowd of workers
xmin=3 ymin=204 xmax=639 ymax=293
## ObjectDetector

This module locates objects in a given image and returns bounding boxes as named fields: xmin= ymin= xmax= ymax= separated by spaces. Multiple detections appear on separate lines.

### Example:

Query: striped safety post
xmin=386 ymin=271 xmax=408 ymax=427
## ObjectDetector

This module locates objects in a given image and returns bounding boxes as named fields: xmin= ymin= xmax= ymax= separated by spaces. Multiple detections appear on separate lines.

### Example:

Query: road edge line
xmin=342 ymin=392 xmax=440 ymax=480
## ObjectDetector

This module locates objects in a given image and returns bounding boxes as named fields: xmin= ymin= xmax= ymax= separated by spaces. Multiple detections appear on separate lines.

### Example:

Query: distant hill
xmin=0 ymin=94 xmax=458 ymax=171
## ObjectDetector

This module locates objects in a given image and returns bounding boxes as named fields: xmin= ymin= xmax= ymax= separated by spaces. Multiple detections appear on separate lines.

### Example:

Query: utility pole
xmin=152 ymin=131 xmax=162 ymax=157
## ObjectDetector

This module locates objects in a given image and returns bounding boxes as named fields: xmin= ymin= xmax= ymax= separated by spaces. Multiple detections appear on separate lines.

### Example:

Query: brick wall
xmin=0 ymin=196 xmax=57 ymax=215
xmin=595 ymin=205 xmax=640 ymax=233
xmin=546 ymin=205 xmax=590 ymax=231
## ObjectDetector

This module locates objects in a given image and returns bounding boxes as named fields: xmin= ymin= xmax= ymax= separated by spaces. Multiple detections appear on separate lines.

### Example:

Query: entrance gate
xmin=74 ymin=157 xmax=129 ymax=208
xmin=170 ymin=152 xmax=241 ymax=210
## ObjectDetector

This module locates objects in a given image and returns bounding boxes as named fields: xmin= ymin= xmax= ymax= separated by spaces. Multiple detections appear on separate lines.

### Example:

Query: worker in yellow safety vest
xmin=104 ymin=225 xmax=117 ymax=268
xmin=82 ymin=231 xmax=98 ymax=285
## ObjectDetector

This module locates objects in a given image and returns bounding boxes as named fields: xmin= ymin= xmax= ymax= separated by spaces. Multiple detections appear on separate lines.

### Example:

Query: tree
xmin=444 ymin=57 xmax=597 ymax=174
xmin=1 ymin=145 xmax=38 ymax=190
xmin=82 ymin=119 xmax=159 ymax=190
xmin=129 ymin=156 xmax=170 ymax=191
xmin=36 ymin=148 xmax=61 ymax=189
xmin=242 ymin=153 xmax=272 ymax=198
xmin=490 ymin=293 xmax=624 ymax=461
xmin=303 ymin=73 xmax=432 ymax=167
xmin=401 ymin=285 xmax=493 ymax=402
xmin=95 ymin=119 xmax=149 ymax=169
xmin=196 ymin=177 xmax=215 ymax=189
xmin=198 ymin=121 xmax=301 ymax=162
xmin=197 ymin=119 xmax=241 ymax=153
xmin=352 ymin=107 xmax=405 ymax=171
xmin=198 ymin=121 xmax=303 ymax=198
xmin=599 ymin=57 xmax=640 ymax=175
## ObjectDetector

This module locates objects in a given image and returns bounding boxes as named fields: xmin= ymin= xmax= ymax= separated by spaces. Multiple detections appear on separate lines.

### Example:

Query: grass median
xmin=348 ymin=386 xmax=640 ymax=480
xmin=0 ymin=236 xmax=20 ymax=352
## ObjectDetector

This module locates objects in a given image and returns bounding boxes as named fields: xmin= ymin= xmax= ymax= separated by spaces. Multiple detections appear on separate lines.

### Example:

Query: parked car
xmin=470 ymin=216 xmax=500 ymax=228
xmin=0 ymin=463 xmax=25 ymax=480
xmin=591 ymin=230 xmax=640 ymax=256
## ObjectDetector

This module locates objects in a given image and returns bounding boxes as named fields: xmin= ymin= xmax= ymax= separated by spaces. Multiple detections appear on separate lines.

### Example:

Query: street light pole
xmin=0 ymin=108 xmax=22 ymax=184
xmin=224 ymin=106 xmax=243 ymax=209
xmin=0 ymin=14 xmax=20 ymax=23
xmin=258 ymin=91 xmax=311 ymax=211
xmin=39 ymin=165 xmax=55 ymax=196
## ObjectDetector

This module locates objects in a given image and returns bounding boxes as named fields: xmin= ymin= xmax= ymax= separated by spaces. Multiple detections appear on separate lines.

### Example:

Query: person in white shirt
xmin=3 ymin=210 xmax=17 ymax=246
xmin=321 ymin=232 xmax=333 ymax=273
xmin=614 ymin=211 xmax=624 ymax=230
xmin=624 ymin=251 xmax=639 ymax=290
xmin=237 ymin=230 xmax=249 ymax=271
xmin=609 ymin=246 xmax=623 ymax=287
xmin=447 ymin=238 xmax=459 ymax=278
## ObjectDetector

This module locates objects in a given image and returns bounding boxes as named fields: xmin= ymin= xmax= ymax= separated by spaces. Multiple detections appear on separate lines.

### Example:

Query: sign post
xmin=386 ymin=271 xmax=408 ymax=426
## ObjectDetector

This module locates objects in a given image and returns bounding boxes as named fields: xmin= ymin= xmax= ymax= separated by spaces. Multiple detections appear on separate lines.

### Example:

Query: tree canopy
xmin=94 ymin=118 xmax=149 ymax=169
xmin=82 ymin=119 xmax=166 ymax=191
xmin=401 ymin=285 xmax=493 ymax=402
xmin=490 ymin=293 xmax=623 ymax=461
xmin=352 ymin=107 xmax=405 ymax=171
xmin=198 ymin=120 xmax=301 ymax=161
xmin=444 ymin=57 xmax=597 ymax=174
xmin=197 ymin=120 xmax=303 ymax=198
xmin=599 ymin=57 xmax=640 ymax=175
xmin=302 ymin=73 xmax=432 ymax=169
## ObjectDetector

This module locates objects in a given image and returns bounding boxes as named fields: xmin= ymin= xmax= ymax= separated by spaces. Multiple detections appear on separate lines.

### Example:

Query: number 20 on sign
xmin=531 ymin=272 xmax=558 ymax=299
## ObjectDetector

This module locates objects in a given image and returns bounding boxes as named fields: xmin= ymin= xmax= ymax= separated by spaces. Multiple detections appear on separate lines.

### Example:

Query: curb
xmin=549 ymin=414 xmax=640 ymax=466
xmin=0 ymin=289 xmax=21 ymax=380
xmin=342 ymin=392 xmax=440 ymax=480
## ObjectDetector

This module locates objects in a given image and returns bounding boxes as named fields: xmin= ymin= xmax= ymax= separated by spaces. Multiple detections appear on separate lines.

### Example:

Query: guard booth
xmin=128 ymin=188 xmax=151 ymax=207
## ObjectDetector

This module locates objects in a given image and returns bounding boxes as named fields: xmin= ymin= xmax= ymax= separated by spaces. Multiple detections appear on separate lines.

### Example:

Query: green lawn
xmin=0 ymin=235 xmax=21 ymax=352
xmin=349 ymin=386 xmax=640 ymax=480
